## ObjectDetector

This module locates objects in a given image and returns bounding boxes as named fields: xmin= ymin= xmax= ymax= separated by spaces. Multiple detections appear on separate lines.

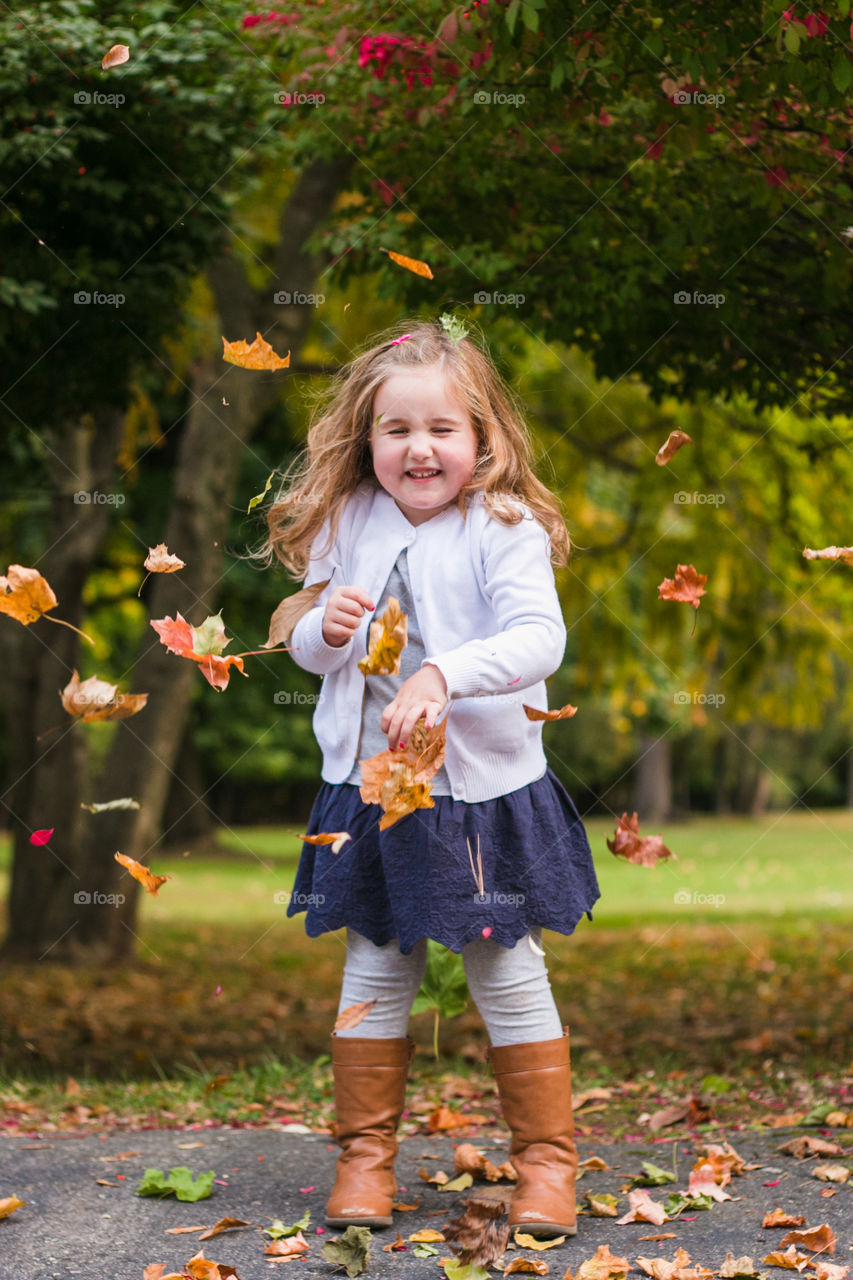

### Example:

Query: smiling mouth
xmin=406 ymin=469 xmax=441 ymax=479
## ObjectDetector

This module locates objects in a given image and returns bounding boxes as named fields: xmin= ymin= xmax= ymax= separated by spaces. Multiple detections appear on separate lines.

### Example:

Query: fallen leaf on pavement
xmin=763 ymin=1210 xmax=807 ymax=1229
xmin=571 ymin=1243 xmax=632 ymax=1280
xmin=506 ymin=1260 xmax=549 ymax=1275
xmin=454 ymin=1143 xmax=516 ymax=1183
xmin=199 ymin=1217 xmax=253 ymax=1241
xmin=616 ymin=1188 xmax=668 ymax=1225
xmin=514 ymin=1231 xmax=566 ymax=1250
xmin=763 ymin=1246 xmax=810 ymax=1271
xmin=382 ymin=1233 xmax=407 ymax=1252
xmin=779 ymin=1227 xmax=836 ymax=1257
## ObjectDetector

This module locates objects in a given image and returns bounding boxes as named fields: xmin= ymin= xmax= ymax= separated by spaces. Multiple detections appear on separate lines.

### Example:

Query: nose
xmin=407 ymin=431 xmax=435 ymax=460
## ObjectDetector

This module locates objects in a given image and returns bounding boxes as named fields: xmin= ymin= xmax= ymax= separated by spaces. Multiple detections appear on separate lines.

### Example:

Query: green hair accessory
xmin=439 ymin=312 xmax=469 ymax=345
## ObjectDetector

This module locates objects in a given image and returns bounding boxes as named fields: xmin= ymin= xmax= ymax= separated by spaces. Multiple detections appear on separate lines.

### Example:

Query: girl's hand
xmin=381 ymin=663 xmax=448 ymax=750
xmin=322 ymin=585 xmax=375 ymax=647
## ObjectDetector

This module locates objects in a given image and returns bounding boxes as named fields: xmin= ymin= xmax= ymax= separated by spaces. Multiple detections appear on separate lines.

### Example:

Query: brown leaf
xmin=300 ymin=830 xmax=352 ymax=854
xmin=802 ymin=546 xmax=853 ymax=567
xmin=0 ymin=564 xmax=57 ymax=624
xmin=114 ymin=852 xmax=170 ymax=896
xmin=572 ymin=1244 xmax=633 ymax=1280
xmin=694 ymin=1141 xmax=746 ymax=1181
xmin=607 ymin=812 xmax=674 ymax=868
xmin=635 ymin=1248 xmax=713 ymax=1280
xmin=616 ymin=1188 xmax=668 ymax=1225
xmin=808 ymin=1264 xmax=850 ymax=1280
xmin=359 ymin=716 xmax=449 ymax=830
xmin=687 ymin=1162 xmax=733 ymax=1201
xmin=384 ymin=248 xmax=434 ymax=279
xmin=393 ymin=1202 xmax=421 ymax=1211
xmin=443 ymin=1198 xmax=510 ymax=1267
xmin=454 ymin=1143 xmax=517 ymax=1183
xmin=334 ymin=999 xmax=377 ymax=1032
xmin=165 ymin=1226 xmax=208 ymax=1235
xmin=763 ymin=1209 xmax=807 ymax=1228
xmin=637 ymin=1235 xmax=678 ymax=1242
xmin=716 ymin=1255 xmax=762 ymax=1278
xmin=144 ymin=544 xmax=185 ymax=574
xmin=382 ymin=1233 xmax=407 ymax=1252
xmin=222 ymin=331 xmax=291 ymax=370
xmin=578 ymin=1156 xmax=612 ymax=1171
xmin=658 ymin=564 xmax=707 ymax=609
xmin=585 ymin=1193 xmax=619 ymax=1217
xmin=655 ymin=430 xmax=693 ymax=466
xmin=523 ymin=702 xmax=578 ymax=722
xmin=264 ymin=579 xmax=330 ymax=648
xmin=777 ymin=1136 xmax=844 ymax=1159
xmin=198 ymin=1217 xmax=253 ymax=1241
xmin=811 ymin=1164 xmax=849 ymax=1183
xmin=358 ymin=596 xmax=408 ymax=676
xmin=779 ymin=1227 xmax=836 ymax=1257
xmin=61 ymin=670 xmax=148 ymax=723
xmin=428 ymin=1106 xmax=488 ymax=1131
xmin=102 ymin=43 xmax=130 ymax=68
xmin=763 ymin=1246 xmax=811 ymax=1271
xmin=264 ymin=1231 xmax=309 ymax=1257
xmin=506 ymin=1259 xmax=549 ymax=1275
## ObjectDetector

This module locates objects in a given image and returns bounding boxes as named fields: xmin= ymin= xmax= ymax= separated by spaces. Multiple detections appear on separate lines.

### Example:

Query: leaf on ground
xmin=688 ymin=1162 xmax=733 ymax=1201
xmin=763 ymin=1246 xmax=811 ymax=1271
xmin=136 ymin=1167 xmax=214 ymax=1202
xmin=333 ymin=999 xmax=377 ymax=1031
xmin=222 ymin=331 xmax=290 ymax=370
xmin=632 ymin=1160 xmax=677 ymax=1187
xmin=263 ymin=1212 xmax=310 ymax=1239
xmin=144 ymin=544 xmax=185 ymax=574
xmin=523 ymin=702 xmax=578 ymax=722
xmin=443 ymin=1262 xmax=491 ymax=1280
xmin=428 ymin=1106 xmax=488 ymax=1131
xmin=586 ymin=1192 xmax=620 ymax=1216
xmin=186 ymin=1250 xmax=242 ymax=1279
xmin=693 ymin=1142 xmax=746 ymax=1183
xmin=777 ymin=1137 xmax=844 ymax=1159
xmin=440 ymin=1172 xmax=475 ymax=1193
xmin=811 ymin=1164 xmax=849 ymax=1183
xmin=0 ymin=1195 xmax=25 ymax=1219
xmin=393 ymin=1202 xmax=421 ymax=1211
xmin=635 ymin=1247 xmax=714 ymax=1280
xmin=264 ymin=579 xmax=331 ymax=648
xmin=358 ymin=596 xmax=408 ymax=675
xmin=321 ymin=1225 xmax=372 ymax=1276
xmin=572 ymin=1243 xmax=632 ymax=1280
xmin=382 ymin=1233 xmax=407 ymax=1252
xmin=658 ymin=564 xmax=707 ymax=609
xmin=115 ymin=852 xmax=170 ymax=896
xmin=809 ymin=1264 xmax=850 ymax=1280
xmin=717 ymin=1254 xmax=767 ymax=1279
xmin=664 ymin=1192 xmax=714 ymax=1217
xmin=616 ymin=1188 xmax=668 ymax=1225
xmin=779 ymin=1226 xmax=836 ymax=1256
xmin=265 ymin=1231 xmax=310 ymax=1257
xmin=578 ymin=1156 xmax=612 ymax=1171
xmin=454 ymin=1143 xmax=517 ymax=1183
xmin=514 ymin=1231 xmax=566 ymax=1250
xmin=165 ymin=1226 xmax=207 ymax=1235
xmin=415 ymin=1244 xmax=441 ymax=1258
xmin=410 ymin=1230 xmax=446 ymax=1243
xmin=607 ymin=812 xmax=675 ymax=867
xmin=301 ymin=831 xmax=352 ymax=855
xmin=198 ymin=1217 xmax=253 ymax=1241
xmin=61 ymin=670 xmax=148 ymax=722
xmin=444 ymin=1199 xmax=510 ymax=1268
xmin=763 ymin=1210 xmax=807 ymax=1228
xmin=143 ymin=1266 xmax=187 ymax=1280
xmin=505 ymin=1259 xmax=549 ymax=1275
xmin=655 ymin=429 xmax=693 ymax=465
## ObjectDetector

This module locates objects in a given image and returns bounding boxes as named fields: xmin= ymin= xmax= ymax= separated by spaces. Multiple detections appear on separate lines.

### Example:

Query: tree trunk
xmin=0 ymin=155 xmax=354 ymax=964
xmin=632 ymin=734 xmax=673 ymax=822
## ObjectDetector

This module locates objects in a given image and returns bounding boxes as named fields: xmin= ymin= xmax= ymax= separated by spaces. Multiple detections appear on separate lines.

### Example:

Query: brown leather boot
xmin=325 ymin=1035 xmax=415 ymax=1229
xmin=488 ymin=1031 xmax=577 ymax=1238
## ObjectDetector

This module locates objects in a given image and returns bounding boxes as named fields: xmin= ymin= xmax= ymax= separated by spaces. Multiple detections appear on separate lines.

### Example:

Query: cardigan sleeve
xmin=286 ymin=515 xmax=355 ymax=676
xmin=421 ymin=507 xmax=566 ymax=698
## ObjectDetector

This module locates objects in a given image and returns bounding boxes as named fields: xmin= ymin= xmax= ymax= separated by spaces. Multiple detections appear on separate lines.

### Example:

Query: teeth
xmin=408 ymin=470 xmax=440 ymax=476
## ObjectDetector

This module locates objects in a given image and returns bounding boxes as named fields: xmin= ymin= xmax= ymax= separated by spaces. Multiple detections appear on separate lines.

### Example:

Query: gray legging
xmin=335 ymin=929 xmax=563 ymax=1046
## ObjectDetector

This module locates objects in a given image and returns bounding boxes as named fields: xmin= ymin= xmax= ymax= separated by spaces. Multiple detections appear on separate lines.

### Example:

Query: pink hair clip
xmin=390 ymin=334 xmax=413 ymax=345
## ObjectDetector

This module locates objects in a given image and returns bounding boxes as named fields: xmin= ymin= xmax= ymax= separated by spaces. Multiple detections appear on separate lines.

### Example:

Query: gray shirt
xmin=345 ymin=548 xmax=452 ymax=794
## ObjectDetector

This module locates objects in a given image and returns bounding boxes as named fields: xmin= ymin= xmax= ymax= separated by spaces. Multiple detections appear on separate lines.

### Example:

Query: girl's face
xmin=370 ymin=364 xmax=479 ymax=526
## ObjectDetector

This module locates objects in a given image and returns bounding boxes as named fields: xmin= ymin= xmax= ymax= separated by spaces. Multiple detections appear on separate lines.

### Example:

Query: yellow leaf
xmin=358 ymin=596 xmax=407 ymax=676
xmin=0 ymin=1195 xmax=25 ymax=1219
xmin=222 ymin=331 xmax=291 ymax=371
xmin=514 ymin=1232 xmax=567 ymax=1250
xmin=114 ymin=851 xmax=170 ymax=896
xmin=0 ymin=564 xmax=57 ymax=624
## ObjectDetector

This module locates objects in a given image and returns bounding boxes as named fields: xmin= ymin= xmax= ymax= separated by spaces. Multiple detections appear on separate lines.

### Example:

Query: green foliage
xmin=412 ymin=940 xmax=469 ymax=1058
xmin=136 ymin=1165 xmax=214 ymax=1201
xmin=321 ymin=1225 xmax=372 ymax=1277
xmin=264 ymin=1211 xmax=311 ymax=1239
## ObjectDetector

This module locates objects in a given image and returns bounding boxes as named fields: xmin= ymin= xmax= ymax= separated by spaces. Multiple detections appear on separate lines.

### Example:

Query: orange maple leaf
xmin=61 ymin=671 xmax=148 ymax=723
xmin=222 ymin=331 xmax=291 ymax=370
xmin=606 ymin=811 xmax=675 ymax=867
xmin=658 ymin=564 xmax=707 ymax=609
xmin=114 ymin=852 xmax=170 ymax=896
xmin=150 ymin=613 xmax=248 ymax=692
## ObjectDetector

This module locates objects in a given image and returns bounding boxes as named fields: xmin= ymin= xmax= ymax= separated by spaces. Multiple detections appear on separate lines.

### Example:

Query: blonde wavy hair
xmin=260 ymin=317 xmax=570 ymax=579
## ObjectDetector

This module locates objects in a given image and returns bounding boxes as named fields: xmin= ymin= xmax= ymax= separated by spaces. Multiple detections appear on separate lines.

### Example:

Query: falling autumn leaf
xmin=359 ymin=715 xmax=449 ymax=829
xmin=358 ymin=596 xmax=408 ymax=676
xmin=222 ymin=331 xmax=290 ymax=370
xmin=444 ymin=1199 xmax=510 ymax=1268
xmin=802 ymin=546 xmax=853 ymax=566
xmin=102 ymin=43 xmax=130 ymax=69
xmin=523 ymin=702 xmax=578 ymax=722
xmin=29 ymin=828 xmax=54 ymax=846
xmin=150 ymin=613 xmax=248 ymax=692
xmin=454 ymin=1143 xmax=516 ymax=1183
xmin=115 ymin=851 xmax=170 ymax=896
xmin=607 ymin=811 xmax=675 ymax=867
xmin=655 ymin=430 xmax=693 ymax=466
xmin=658 ymin=564 xmax=707 ymax=610
xmin=61 ymin=670 xmax=148 ymax=723
xmin=81 ymin=797 xmax=141 ymax=814
xmin=145 ymin=544 xmax=185 ymax=574
xmin=383 ymin=248 xmax=434 ymax=279
xmin=264 ymin=578 xmax=332 ymax=648
xmin=247 ymin=471 xmax=275 ymax=514
xmin=0 ymin=564 xmax=94 ymax=642
xmin=300 ymin=830 xmax=352 ymax=854
xmin=334 ymin=999 xmax=377 ymax=1031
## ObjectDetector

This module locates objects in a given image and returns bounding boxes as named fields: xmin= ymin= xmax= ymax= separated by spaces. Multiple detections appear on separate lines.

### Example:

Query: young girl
xmin=262 ymin=318 xmax=600 ymax=1238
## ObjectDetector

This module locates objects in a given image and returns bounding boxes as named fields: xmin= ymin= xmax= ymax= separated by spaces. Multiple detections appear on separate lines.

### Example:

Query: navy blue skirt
xmin=287 ymin=768 xmax=600 ymax=955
